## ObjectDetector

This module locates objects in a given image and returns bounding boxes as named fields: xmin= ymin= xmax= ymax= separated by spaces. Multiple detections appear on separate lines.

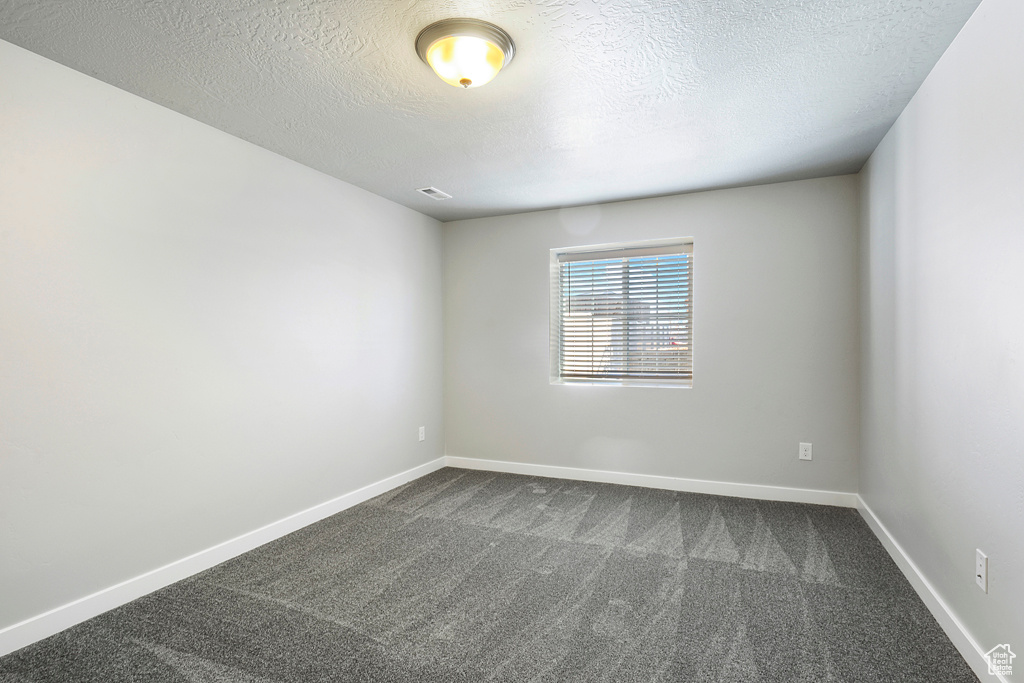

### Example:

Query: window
xmin=550 ymin=238 xmax=693 ymax=387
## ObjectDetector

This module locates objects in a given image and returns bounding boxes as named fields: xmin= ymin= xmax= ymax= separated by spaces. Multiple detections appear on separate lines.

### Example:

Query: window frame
xmin=549 ymin=237 xmax=694 ymax=389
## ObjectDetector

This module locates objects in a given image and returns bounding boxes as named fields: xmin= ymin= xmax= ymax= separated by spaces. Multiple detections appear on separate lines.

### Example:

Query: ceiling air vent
xmin=416 ymin=186 xmax=452 ymax=200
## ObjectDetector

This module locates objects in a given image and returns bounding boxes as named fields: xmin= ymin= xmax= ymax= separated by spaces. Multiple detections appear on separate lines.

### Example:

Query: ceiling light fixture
xmin=415 ymin=18 xmax=515 ymax=89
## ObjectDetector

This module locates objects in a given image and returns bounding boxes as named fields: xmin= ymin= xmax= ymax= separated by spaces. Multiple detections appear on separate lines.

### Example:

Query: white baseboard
xmin=3 ymin=457 xmax=993 ymax=682
xmin=444 ymin=455 xmax=858 ymax=508
xmin=857 ymin=497 xmax=1002 ymax=682
xmin=0 ymin=456 xmax=447 ymax=658
xmin=446 ymin=457 xmax=995 ymax=678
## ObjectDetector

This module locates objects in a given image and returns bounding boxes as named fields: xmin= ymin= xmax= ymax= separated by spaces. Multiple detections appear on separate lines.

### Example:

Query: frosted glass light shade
xmin=416 ymin=19 xmax=515 ymax=89
xmin=426 ymin=36 xmax=504 ymax=88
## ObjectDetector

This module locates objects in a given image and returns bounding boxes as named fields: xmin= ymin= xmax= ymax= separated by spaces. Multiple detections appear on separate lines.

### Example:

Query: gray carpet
xmin=0 ymin=468 xmax=978 ymax=682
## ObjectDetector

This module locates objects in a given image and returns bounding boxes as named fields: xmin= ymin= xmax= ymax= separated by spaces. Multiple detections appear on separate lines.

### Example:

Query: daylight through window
xmin=550 ymin=239 xmax=693 ymax=387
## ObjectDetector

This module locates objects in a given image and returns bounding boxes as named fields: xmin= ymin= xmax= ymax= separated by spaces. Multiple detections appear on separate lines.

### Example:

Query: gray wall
xmin=859 ymin=0 xmax=1023 ymax=653
xmin=443 ymin=176 xmax=860 ymax=493
xmin=0 ymin=41 xmax=444 ymax=631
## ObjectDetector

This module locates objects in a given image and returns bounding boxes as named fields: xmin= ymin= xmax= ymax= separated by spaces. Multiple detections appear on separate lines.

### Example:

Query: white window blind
xmin=550 ymin=239 xmax=693 ymax=387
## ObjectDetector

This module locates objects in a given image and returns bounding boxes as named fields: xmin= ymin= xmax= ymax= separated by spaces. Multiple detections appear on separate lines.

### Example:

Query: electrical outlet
xmin=799 ymin=442 xmax=812 ymax=460
xmin=418 ymin=426 xmax=425 ymax=442
xmin=976 ymin=549 xmax=988 ymax=593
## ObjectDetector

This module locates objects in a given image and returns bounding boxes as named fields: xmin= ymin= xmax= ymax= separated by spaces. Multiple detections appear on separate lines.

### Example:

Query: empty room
xmin=0 ymin=0 xmax=1021 ymax=680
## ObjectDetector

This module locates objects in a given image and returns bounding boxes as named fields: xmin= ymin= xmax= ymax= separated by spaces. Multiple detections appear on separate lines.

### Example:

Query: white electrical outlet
xmin=418 ymin=426 xmax=425 ymax=442
xmin=799 ymin=442 xmax=812 ymax=460
xmin=976 ymin=549 xmax=988 ymax=593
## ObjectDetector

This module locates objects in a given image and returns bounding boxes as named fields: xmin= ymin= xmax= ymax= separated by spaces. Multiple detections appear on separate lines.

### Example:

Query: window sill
xmin=551 ymin=378 xmax=692 ymax=389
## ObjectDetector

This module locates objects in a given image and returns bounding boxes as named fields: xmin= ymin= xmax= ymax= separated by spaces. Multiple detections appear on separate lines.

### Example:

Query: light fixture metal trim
xmin=416 ymin=18 xmax=515 ymax=66
xmin=415 ymin=18 xmax=515 ymax=88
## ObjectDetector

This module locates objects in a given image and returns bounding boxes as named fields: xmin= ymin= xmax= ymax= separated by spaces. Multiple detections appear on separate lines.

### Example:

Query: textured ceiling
xmin=0 ymin=0 xmax=981 ymax=221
